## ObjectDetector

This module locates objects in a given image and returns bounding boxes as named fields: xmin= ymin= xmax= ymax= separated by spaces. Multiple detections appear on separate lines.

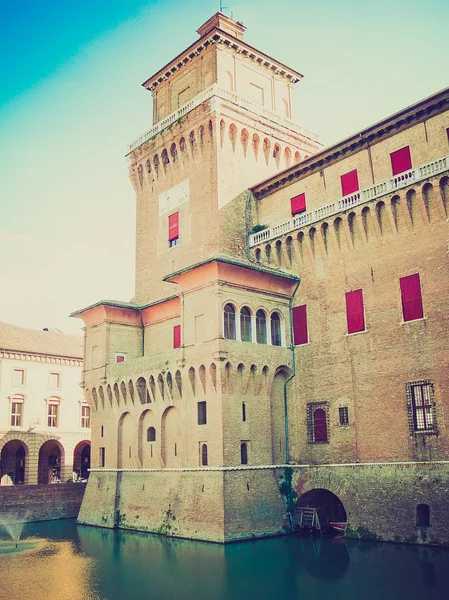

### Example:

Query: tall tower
xmin=128 ymin=12 xmax=321 ymax=303
xmin=73 ymin=13 xmax=320 ymax=541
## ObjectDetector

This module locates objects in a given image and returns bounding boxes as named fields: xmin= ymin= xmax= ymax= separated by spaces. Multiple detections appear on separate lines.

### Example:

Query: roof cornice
xmin=142 ymin=29 xmax=303 ymax=92
xmin=251 ymin=86 xmax=449 ymax=199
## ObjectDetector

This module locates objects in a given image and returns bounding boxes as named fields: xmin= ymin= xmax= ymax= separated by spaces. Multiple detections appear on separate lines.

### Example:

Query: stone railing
xmin=128 ymin=84 xmax=320 ymax=152
xmin=250 ymin=154 xmax=449 ymax=246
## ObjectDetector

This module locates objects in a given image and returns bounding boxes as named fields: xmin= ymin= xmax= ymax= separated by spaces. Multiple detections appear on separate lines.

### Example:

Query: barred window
xmin=406 ymin=381 xmax=436 ymax=434
xmin=339 ymin=407 xmax=349 ymax=426
xmin=198 ymin=401 xmax=207 ymax=425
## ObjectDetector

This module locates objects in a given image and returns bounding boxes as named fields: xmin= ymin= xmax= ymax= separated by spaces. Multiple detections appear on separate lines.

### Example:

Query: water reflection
xmin=0 ymin=521 xmax=448 ymax=600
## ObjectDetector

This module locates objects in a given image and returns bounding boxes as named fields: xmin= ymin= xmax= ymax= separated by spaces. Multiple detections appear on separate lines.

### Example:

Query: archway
xmin=73 ymin=441 xmax=91 ymax=480
xmin=38 ymin=440 xmax=64 ymax=484
xmin=0 ymin=440 xmax=28 ymax=484
xmin=295 ymin=488 xmax=347 ymax=530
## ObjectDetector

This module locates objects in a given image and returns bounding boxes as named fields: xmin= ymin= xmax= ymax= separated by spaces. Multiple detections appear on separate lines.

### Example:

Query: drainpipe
xmin=284 ymin=279 xmax=300 ymax=464
xmin=245 ymin=189 xmax=254 ymax=262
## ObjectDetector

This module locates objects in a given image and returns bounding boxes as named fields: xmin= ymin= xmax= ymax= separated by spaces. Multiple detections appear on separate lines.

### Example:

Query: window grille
xmin=339 ymin=407 xmax=349 ymax=426
xmin=307 ymin=402 xmax=330 ymax=444
xmin=406 ymin=381 xmax=436 ymax=434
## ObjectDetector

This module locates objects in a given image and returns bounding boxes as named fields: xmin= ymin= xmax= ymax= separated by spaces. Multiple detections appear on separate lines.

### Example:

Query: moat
xmin=0 ymin=520 xmax=448 ymax=600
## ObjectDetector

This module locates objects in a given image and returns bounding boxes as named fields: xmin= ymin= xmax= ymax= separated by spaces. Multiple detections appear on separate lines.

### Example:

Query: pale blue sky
xmin=0 ymin=0 xmax=448 ymax=334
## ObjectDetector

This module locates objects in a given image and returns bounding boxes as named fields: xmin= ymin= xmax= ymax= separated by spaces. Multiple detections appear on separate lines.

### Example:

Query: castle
xmin=73 ymin=13 xmax=449 ymax=545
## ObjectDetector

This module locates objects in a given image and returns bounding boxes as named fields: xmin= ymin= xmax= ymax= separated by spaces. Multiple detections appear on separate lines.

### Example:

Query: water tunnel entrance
xmin=294 ymin=488 xmax=347 ymax=533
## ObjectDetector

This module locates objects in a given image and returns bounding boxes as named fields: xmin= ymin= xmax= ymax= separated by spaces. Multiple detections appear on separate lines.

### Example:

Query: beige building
xmin=74 ymin=13 xmax=449 ymax=545
xmin=0 ymin=322 xmax=90 ymax=484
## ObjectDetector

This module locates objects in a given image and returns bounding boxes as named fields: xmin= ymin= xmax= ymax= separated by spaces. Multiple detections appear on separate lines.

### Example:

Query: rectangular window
xmin=81 ymin=405 xmax=91 ymax=428
xmin=339 ymin=407 xmax=349 ymax=426
xmin=12 ymin=369 xmax=25 ymax=386
xmin=407 ymin=382 xmax=435 ymax=433
xmin=173 ymin=325 xmax=181 ymax=349
xmin=115 ymin=354 xmax=126 ymax=363
xmin=168 ymin=212 xmax=179 ymax=247
xmin=47 ymin=403 xmax=59 ymax=428
xmin=345 ymin=289 xmax=365 ymax=334
xmin=48 ymin=372 xmax=61 ymax=389
xmin=390 ymin=146 xmax=412 ymax=176
xmin=10 ymin=402 xmax=23 ymax=427
xmin=340 ymin=169 xmax=359 ymax=197
xmin=400 ymin=274 xmax=423 ymax=322
xmin=99 ymin=447 xmax=105 ymax=467
xmin=292 ymin=305 xmax=308 ymax=345
xmin=291 ymin=193 xmax=306 ymax=215
xmin=197 ymin=401 xmax=207 ymax=425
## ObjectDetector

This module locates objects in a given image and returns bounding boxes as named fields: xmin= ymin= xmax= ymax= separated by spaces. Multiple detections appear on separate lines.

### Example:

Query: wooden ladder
xmin=294 ymin=507 xmax=321 ymax=531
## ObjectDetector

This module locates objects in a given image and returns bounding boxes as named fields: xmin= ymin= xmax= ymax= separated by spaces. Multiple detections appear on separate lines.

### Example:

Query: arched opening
xmin=270 ymin=368 xmax=290 ymax=463
xmin=256 ymin=310 xmax=267 ymax=344
xmin=147 ymin=427 xmax=156 ymax=442
xmin=417 ymin=504 xmax=430 ymax=527
xmin=201 ymin=444 xmax=208 ymax=466
xmin=224 ymin=304 xmax=236 ymax=340
xmin=117 ymin=412 xmax=133 ymax=469
xmin=73 ymin=440 xmax=91 ymax=481
xmin=38 ymin=440 xmax=64 ymax=484
xmin=314 ymin=408 xmax=328 ymax=442
xmin=295 ymin=488 xmax=347 ymax=530
xmin=0 ymin=440 xmax=28 ymax=485
xmin=271 ymin=312 xmax=282 ymax=346
xmin=240 ymin=307 xmax=252 ymax=342
xmin=240 ymin=442 xmax=248 ymax=465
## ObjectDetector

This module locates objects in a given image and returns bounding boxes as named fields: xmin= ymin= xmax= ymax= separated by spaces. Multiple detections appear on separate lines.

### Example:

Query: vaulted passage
xmin=295 ymin=488 xmax=347 ymax=528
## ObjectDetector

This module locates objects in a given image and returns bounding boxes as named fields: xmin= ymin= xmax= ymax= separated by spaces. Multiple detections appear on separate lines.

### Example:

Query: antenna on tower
xmin=219 ymin=0 xmax=231 ymax=16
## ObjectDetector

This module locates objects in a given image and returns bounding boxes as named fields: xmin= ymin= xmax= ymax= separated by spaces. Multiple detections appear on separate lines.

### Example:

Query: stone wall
xmin=0 ymin=483 xmax=86 ymax=524
xmin=78 ymin=462 xmax=449 ymax=546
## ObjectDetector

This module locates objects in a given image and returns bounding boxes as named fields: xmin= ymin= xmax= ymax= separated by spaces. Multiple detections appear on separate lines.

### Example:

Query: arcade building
xmin=73 ymin=13 xmax=449 ymax=545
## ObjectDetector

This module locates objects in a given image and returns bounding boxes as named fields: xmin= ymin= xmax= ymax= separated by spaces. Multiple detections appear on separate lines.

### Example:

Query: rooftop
xmin=0 ymin=322 xmax=83 ymax=359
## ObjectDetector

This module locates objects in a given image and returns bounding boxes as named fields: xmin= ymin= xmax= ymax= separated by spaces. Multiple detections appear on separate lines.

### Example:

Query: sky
xmin=1 ymin=0 xmax=448 ymax=335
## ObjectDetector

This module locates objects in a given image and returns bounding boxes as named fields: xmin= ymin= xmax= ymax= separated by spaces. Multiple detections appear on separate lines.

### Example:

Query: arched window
xmin=256 ymin=310 xmax=267 ymax=344
xmin=314 ymin=409 xmax=328 ymax=442
xmin=271 ymin=313 xmax=282 ymax=346
xmin=240 ymin=307 xmax=252 ymax=342
xmin=417 ymin=504 xmax=430 ymax=527
xmin=201 ymin=444 xmax=208 ymax=466
xmin=147 ymin=427 xmax=156 ymax=442
xmin=241 ymin=443 xmax=248 ymax=465
xmin=224 ymin=304 xmax=236 ymax=340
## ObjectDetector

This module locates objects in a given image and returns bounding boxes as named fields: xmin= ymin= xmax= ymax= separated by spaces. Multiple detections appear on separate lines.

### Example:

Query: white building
xmin=0 ymin=322 xmax=90 ymax=484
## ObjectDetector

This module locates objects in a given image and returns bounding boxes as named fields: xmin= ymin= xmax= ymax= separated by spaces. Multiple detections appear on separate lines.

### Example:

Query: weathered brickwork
xmin=73 ymin=12 xmax=449 ymax=546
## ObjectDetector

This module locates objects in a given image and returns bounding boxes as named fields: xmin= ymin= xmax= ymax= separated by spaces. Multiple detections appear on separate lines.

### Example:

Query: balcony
xmin=250 ymin=154 xmax=449 ymax=247
xmin=127 ymin=84 xmax=320 ymax=153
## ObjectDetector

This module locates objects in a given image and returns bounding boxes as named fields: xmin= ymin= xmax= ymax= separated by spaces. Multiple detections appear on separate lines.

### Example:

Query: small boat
xmin=329 ymin=522 xmax=347 ymax=534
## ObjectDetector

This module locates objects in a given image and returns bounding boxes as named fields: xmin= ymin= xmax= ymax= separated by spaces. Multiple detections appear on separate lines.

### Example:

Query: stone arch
xmin=252 ymin=133 xmax=260 ymax=160
xmin=179 ymin=137 xmax=187 ymax=158
xmin=226 ymin=70 xmax=234 ymax=90
xmin=106 ymin=384 xmax=113 ymax=406
xmin=308 ymin=227 xmax=316 ymax=256
xmin=128 ymin=380 xmax=135 ymax=404
xmin=255 ymin=248 xmax=261 ymax=262
xmin=390 ymin=195 xmax=406 ymax=232
xmin=265 ymin=243 xmax=271 ymax=263
xmin=161 ymin=148 xmax=170 ymax=171
xmin=210 ymin=363 xmax=217 ymax=391
xmin=321 ymin=222 xmax=329 ymax=253
xmin=189 ymin=367 xmax=196 ymax=396
xmin=281 ymin=98 xmax=289 ymax=117
xmin=208 ymin=119 xmax=213 ymax=137
xmin=38 ymin=439 xmax=65 ymax=484
xmin=237 ymin=363 xmax=245 ymax=394
xmin=153 ymin=154 xmax=160 ymax=175
xmin=273 ymin=143 xmax=281 ymax=168
xmin=166 ymin=372 xmax=173 ymax=399
xmin=198 ymin=124 xmax=205 ymax=146
xmin=247 ymin=364 xmax=257 ymax=395
xmin=189 ymin=130 xmax=197 ymax=153
xmin=113 ymin=383 xmax=120 ymax=407
xmin=120 ymin=381 xmax=127 ymax=405
xmin=297 ymin=231 xmax=304 ymax=259
xmin=376 ymin=201 xmax=391 ymax=236
xmin=263 ymin=138 xmax=271 ymax=165
xmin=137 ymin=164 xmax=144 ymax=187
xmin=406 ymin=189 xmax=420 ymax=227
xmin=229 ymin=123 xmax=237 ymax=152
xmin=294 ymin=151 xmax=301 ymax=164
xmin=347 ymin=212 xmax=361 ymax=247
xmin=240 ymin=128 xmax=249 ymax=157
xmin=175 ymin=370 xmax=182 ymax=397
xmin=170 ymin=143 xmax=178 ymax=163
xmin=422 ymin=182 xmax=439 ymax=222
xmin=361 ymin=206 xmax=374 ymax=241
xmin=149 ymin=376 xmax=156 ymax=402
xmin=138 ymin=408 xmax=154 ymax=467
xmin=91 ymin=387 xmax=98 ymax=410
xmin=157 ymin=373 xmax=165 ymax=401
xmin=117 ymin=411 xmax=133 ymax=469
xmin=224 ymin=362 xmax=232 ymax=394
xmin=333 ymin=217 xmax=343 ymax=249
xmin=284 ymin=147 xmax=292 ymax=168
xmin=98 ymin=386 xmax=105 ymax=409
xmin=439 ymin=175 xmax=448 ymax=216
xmin=275 ymin=240 xmax=282 ymax=265
xmin=220 ymin=120 xmax=226 ymax=148
xmin=161 ymin=406 xmax=181 ymax=467
xmin=145 ymin=158 xmax=152 ymax=178
xmin=0 ymin=437 xmax=29 ymax=485
xmin=137 ymin=377 xmax=150 ymax=404
xmin=73 ymin=440 xmax=91 ymax=480
xmin=285 ymin=236 xmax=293 ymax=265
xmin=295 ymin=488 xmax=347 ymax=527
xmin=199 ymin=365 xmax=206 ymax=394
xmin=270 ymin=367 xmax=291 ymax=463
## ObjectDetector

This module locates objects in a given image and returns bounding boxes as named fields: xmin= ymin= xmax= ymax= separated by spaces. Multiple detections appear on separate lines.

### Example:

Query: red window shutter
xmin=291 ymin=193 xmax=306 ymax=215
xmin=345 ymin=289 xmax=365 ymax=334
xmin=340 ymin=169 xmax=359 ymax=196
xmin=168 ymin=212 xmax=179 ymax=241
xmin=400 ymin=274 xmax=423 ymax=321
xmin=173 ymin=325 xmax=181 ymax=349
xmin=293 ymin=305 xmax=308 ymax=345
xmin=116 ymin=355 xmax=125 ymax=363
xmin=314 ymin=409 xmax=327 ymax=442
xmin=390 ymin=146 xmax=412 ymax=176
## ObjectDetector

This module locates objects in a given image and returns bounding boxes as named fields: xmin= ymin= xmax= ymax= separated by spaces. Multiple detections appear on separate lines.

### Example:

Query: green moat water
xmin=0 ymin=519 xmax=448 ymax=600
